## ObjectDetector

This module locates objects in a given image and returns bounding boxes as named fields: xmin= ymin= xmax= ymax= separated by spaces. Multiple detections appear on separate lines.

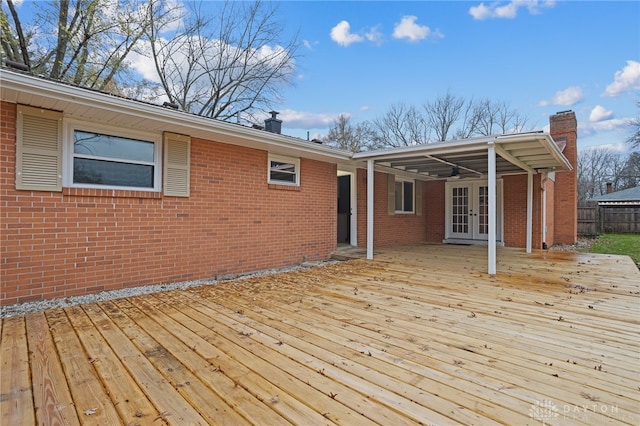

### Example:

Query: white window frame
xmin=394 ymin=177 xmax=415 ymax=214
xmin=63 ymin=119 xmax=162 ymax=191
xmin=268 ymin=154 xmax=300 ymax=186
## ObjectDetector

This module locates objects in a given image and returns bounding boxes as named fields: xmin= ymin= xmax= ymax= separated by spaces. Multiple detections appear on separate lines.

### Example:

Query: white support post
xmin=488 ymin=145 xmax=497 ymax=275
xmin=526 ymin=171 xmax=533 ymax=253
xmin=367 ymin=159 xmax=374 ymax=260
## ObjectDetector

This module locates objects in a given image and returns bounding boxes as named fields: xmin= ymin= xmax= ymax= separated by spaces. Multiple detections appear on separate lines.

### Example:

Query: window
xmin=394 ymin=178 xmax=414 ymax=213
xmin=268 ymin=154 xmax=300 ymax=185
xmin=65 ymin=122 xmax=161 ymax=191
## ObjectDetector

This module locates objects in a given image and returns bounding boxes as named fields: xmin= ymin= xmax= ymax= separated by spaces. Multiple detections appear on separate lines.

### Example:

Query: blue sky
xmin=271 ymin=1 xmax=639 ymax=151
xmin=9 ymin=0 xmax=639 ymax=151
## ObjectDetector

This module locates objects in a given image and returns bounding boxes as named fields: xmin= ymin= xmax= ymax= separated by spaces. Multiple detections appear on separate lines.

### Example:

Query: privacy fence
xmin=578 ymin=203 xmax=640 ymax=236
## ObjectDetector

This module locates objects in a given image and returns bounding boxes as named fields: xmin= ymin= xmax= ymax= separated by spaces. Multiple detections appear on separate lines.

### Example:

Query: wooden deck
xmin=1 ymin=245 xmax=639 ymax=425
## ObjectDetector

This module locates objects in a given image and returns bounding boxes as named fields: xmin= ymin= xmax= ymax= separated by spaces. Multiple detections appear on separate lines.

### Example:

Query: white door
xmin=445 ymin=180 xmax=502 ymax=242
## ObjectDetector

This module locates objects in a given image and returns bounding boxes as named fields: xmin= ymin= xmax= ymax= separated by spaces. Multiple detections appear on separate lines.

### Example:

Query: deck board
xmin=0 ymin=316 xmax=35 ymax=425
xmin=64 ymin=304 xmax=165 ymax=425
xmin=45 ymin=308 xmax=122 ymax=425
xmin=1 ymin=245 xmax=639 ymax=425
xmin=25 ymin=312 xmax=80 ymax=425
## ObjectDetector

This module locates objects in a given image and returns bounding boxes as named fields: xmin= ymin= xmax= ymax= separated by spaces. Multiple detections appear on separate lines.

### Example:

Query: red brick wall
xmin=550 ymin=111 xmax=578 ymax=245
xmin=502 ymin=174 xmax=544 ymax=248
xmin=544 ymin=177 xmax=556 ymax=247
xmin=424 ymin=180 xmax=445 ymax=243
xmin=356 ymin=168 xmax=426 ymax=248
xmin=1 ymin=102 xmax=337 ymax=305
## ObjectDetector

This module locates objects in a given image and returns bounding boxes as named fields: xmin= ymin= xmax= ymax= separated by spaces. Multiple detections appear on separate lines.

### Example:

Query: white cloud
xmin=128 ymin=45 xmax=162 ymax=83
xmin=392 ymin=16 xmax=430 ymax=42
xmin=365 ymin=26 xmax=383 ymax=44
xmin=539 ymin=86 xmax=584 ymax=107
xmin=302 ymin=39 xmax=320 ymax=51
xmin=279 ymin=109 xmax=338 ymax=129
xmin=578 ymin=117 xmax=632 ymax=149
xmin=581 ymin=117 xmax=629 ymax=133
xmin=469 ymin=0 xmax=556 ymax=20
xmin=580 ymin=141 xmax=628 ymax=153
xmin=603 ymin=60 xmax=640 ymax=97
xmin=469 ymin=3 xmax=492 ymax=20
xmin=589 ymin=105 xmax=614 ymax=122
xmin=330 ymin=21 xmax=364 ymax=47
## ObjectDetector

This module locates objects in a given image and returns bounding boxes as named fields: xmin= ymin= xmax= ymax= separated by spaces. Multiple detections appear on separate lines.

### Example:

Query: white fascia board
xmin=0 ymin=69 xmax=352 ymax=163
xmin=352 ymin=137 xmax=494 ymax=161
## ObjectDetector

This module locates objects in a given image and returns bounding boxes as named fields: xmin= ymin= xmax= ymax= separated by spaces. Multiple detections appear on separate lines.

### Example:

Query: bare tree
xmin=578 ymin=148 xmax=640 ymax=203
xmin=453 ymin=99 xmax=483 ymax=139
xmin=424 ymin=91 xmax=464 ymax=141
xmin=1 ymin=0 xmax=29 ymax=66
xmin=1 ymin=0 xmax=168 ymax=91
xmin=322 ymin=114 xmax=373 ymax=152
xmin=577 ymin=148 xmax=621 ymax=202
xmin=371 ymin=103 xmax=430 ymax=148
xmin=619 ymin=151 xmax=640 ymax=189
xmin=370 ymin=94 xmax=531 ymax=148
xmin=474 ymin=99 xmax=501 ymax=136
xmin=628 ymin=101 xmax=640 ymax=150
xmin=146 ymin=0 xmax=300 ymax=121
xmin=2 ymin=0 xmax=299 ymax=121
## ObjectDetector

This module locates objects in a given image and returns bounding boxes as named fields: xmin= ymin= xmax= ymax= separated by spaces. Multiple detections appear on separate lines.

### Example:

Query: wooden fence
xmin=578 ymin=204 xmax=640 ymax=236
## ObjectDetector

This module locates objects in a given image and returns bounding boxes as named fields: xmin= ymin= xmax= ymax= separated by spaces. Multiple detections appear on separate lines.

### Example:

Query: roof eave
xmin=0 ymin=68 xmax=353 ymax=164
xmin=495 ymin=133 xmax=573 ymax=172
xmin=352 ymin=136 xmax=495 ymax=161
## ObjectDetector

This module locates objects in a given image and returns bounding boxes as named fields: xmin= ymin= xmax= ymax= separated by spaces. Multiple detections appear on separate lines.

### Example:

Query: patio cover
xmin=352 ymin=133 xmax=573 ymax=275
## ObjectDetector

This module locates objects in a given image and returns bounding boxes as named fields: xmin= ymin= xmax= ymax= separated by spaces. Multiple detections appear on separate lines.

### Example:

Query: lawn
xmin=588 ymin=234 xmax=640 ymax=269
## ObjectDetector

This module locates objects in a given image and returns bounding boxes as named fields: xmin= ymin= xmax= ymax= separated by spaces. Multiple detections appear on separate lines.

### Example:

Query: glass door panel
xmin=450 ymin=186 xmax=471 ymax=238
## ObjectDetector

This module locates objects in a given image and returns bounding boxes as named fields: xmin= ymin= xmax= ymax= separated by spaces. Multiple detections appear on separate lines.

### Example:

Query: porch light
xmin=450 ymin=166 xmax=460 ymax=178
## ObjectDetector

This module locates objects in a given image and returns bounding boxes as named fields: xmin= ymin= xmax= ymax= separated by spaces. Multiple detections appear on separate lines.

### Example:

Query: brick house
xmin=0 ymin=68 xmax=577 ymax=305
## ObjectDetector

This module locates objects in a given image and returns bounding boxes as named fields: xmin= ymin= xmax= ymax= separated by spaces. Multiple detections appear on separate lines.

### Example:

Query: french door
xmin=445 ymin=180 xmax=502 ymax=242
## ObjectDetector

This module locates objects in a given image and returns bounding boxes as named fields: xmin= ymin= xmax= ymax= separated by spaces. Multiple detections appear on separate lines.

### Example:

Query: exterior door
xmin=445 ymin=180 xmax=502 ymax=242
xmin=337 ymin=174 xmax=351 ymax=243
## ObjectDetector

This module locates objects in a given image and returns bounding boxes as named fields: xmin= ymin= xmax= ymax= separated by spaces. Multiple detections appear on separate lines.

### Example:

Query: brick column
xmin=549 ymin=110 xmax=578 ymax=245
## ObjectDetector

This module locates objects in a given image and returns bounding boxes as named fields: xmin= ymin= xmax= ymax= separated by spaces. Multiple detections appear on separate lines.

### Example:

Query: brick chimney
xmin=264 ymin=111 xmax=282 ymax=134
xmin=606 ymin=182 xmax=613 ymax=194
xmin=550 ymin=110 xmax=578 ymax=245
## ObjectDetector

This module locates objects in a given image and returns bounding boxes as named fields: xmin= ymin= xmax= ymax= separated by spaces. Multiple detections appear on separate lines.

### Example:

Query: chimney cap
xmin=269 ymin=110 xmax=280 ymax=118
xmin=264 ymin=111 xmax=282 ymax=134
xmin=162 ymin=101 xmax=179 ymax=110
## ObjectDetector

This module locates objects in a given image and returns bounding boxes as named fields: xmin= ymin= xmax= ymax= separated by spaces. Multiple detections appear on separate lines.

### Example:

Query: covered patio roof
xmin=352 ymin=133 xmax=573 ymax=275
xmin=352 ymin=132 xmax=572 ymax=179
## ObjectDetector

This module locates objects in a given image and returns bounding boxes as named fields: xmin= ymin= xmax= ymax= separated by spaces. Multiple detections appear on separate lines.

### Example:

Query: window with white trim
xmin=268 ymin=154 xmax=300 ymax=185
xmin=65 ymin=122 xmax=161 ymax=190
xmin=394 ymin=178 xmax=414 ymax=213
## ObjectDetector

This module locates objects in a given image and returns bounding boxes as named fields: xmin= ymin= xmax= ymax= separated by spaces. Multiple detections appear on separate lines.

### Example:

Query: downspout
xmin=541 ymin=172 xmax=549 ymax=249
xmin=487 ymin=142 xmax=497 ymax=275
xmin=526 ymin=172 xmax=533 ymax=253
